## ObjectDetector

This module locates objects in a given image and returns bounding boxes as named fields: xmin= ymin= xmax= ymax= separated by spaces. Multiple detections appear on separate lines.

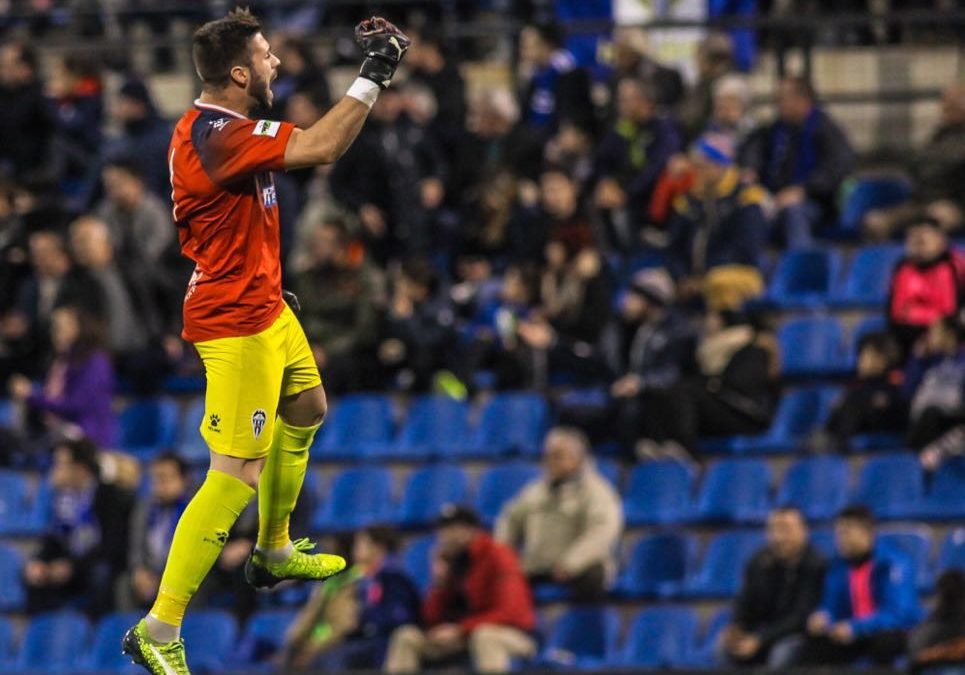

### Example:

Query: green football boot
xmin=245 ymin=537 xmax=346 ymax=589
xmin=121 ymin=620 xmax=190 ymax=675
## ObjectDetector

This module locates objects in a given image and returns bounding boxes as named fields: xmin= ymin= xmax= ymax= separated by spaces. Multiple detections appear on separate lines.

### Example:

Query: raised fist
xmin=355 ymin=16 xmax=410 ymax=89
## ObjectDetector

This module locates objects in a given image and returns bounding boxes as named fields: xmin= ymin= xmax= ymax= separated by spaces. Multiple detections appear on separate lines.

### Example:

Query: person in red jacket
xmin=384 ymin=505 xmax=537 ymax=673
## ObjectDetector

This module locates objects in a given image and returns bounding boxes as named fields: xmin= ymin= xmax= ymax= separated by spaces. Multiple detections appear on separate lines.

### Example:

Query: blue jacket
xmin=354 ymin=564 xmax=422 ymax=639
xmin=819 ymin=543 xmax=923 ymax=637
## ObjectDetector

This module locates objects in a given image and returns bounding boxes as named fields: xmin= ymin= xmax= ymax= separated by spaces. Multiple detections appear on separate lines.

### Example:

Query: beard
xmin=249 ymin=69 xmax=273 ymax=110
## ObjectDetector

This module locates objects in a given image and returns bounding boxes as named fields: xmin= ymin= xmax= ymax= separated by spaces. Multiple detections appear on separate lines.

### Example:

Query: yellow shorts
xmin=194 ymin=304 xmax=322 ymax=459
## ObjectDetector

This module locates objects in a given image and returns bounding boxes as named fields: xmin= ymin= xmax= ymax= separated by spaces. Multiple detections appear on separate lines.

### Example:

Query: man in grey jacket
xmin=495 ymin=427 xmax=623 ymax=601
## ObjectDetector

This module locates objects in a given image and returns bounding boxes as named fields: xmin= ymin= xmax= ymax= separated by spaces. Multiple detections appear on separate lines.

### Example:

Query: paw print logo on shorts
xmin=209 ymin=413 xmax=221 ymax=429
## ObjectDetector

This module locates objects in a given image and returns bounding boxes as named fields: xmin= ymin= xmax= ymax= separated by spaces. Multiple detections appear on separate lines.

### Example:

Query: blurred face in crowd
xmin=308 ymin=222 xmax=345 ymax=267
xmin=777 ymin=79 xmax=814 ymax=125
xmin=0 ymin=43 xmax=33 ymax=87
xmin=50 ymin=446 xmax=92 ymax=490
xmin=925 ymin=319 xmax=959 ymax=355
xmin=835 ymin=516 xmax=875 ymax=559
xmin=70 ymin=218 xmax=114 ymax=267
xmin=766 ymin=509 xmax=808 ymax=561
xmin=857 ymin=344 xmax=889 ymax=378
xmin=403 ymin=85 xmax=438 ymax=126
xmin=941 ymin=85 xmax=965 ymax=126
xmin=437 ymin=522 xmax=475 ymax=555
xmin=50 ymin=307 xmax=81 ymax=355
xmin=519 ymin=26 xmax=552 ymax=67
xmin=616 ymin=79 xmax=655 ymax=124
xmin=713 ymin=92 xmax=746 ymax=128
xmin=621 ymin=290 xmax=651 ymax=322
xmin=540 ymin=170 xmax=578 ymax=219
xmin=613 ymin=27 xmax=647 ymax=72
xmin=353 ymin=530 xmax=388 ymax=569
xmin=692 ymin=152 xmax=728 ymax=193
xmin=542 ymin=429 xmax=586 ymax=482
xmin=150 ymin=459 xmax=187 ymax=505
xmin=286 ymin=91 xmax=324 ymax=129
xmin=102 ymin=166 xmax=143 ymax=209
xmin=905 ymin=223 xmax=948 ymax=264
xmin=113 ymin=96 xmax=148 ymax=125
xmin=372 ymin=88 xmax=404 ymax=123
xmin=500 ymin=267 xmax=530 ymax=305
xmin=29 ymin=232 xmax=70 ymax=279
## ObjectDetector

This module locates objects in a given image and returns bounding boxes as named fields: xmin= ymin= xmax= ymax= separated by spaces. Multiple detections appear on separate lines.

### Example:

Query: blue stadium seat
xmin=733 ymin=387 xmax=838 ymax=454
xmin=392 ymin=396 xmax=470 ymax=460
xmin=234 ymin=609 xmax=297 ymax=670
xmin=398 ymin=464 xmax=468 ymax=527
xmin=0 ymin=616 xmax=14 ymax=672
xmin=118 ymin=398 xmax=179 ymax=457
xmin=778 ymin=317 xmax=847 ymax=377
xmin=181 ymin=610 xmax=238 ymax=673
xmin=312 ymin=395 xmax=394 ymax=461
xmin=474 ymin=462 xmax=540 ymax=525
xmin=623 ymin=461 xmax=694 ymax=526
xmin=853 ymin=453 xmax=924 ymax=519
xmin=777 ymin=456 xmax=850 ymax=521
xmin=17 ymin=611 xmax=91 ymax=672
xmin=938 ymin=528 xmax=965 ymax=573
xmin=401 ymin=535 xmax=435 ymax=594
xmin=692 ymin=459 xmax=771 ymax=524
xmin=464 ymin=393 xmax=548 ymax=457
xmin=595 ymin=457 xmax=620 ymax=487
xmin=618 ymin=606 xmax=699 ymax=668
xmin=0 ymin=470 xmax=33 ymax=535
xmin=836 ymin=175 xmax=912 ymax=236
xmin=832 ymin=245 xmax=904 ymax=308
xmin=767 ymin=249 xmax=841 ymax=308
xmin=616 ymin=533 xmax=696 ymax=598
xmin=683 ymin=530 xmax=766 ymax=598
xmin=312 ymin=467 xmax=394 ymax=532
xmin=0 ymin=398 xmax=12 ymax=427
xmin=86 ymin=612 xmax=142 ymax=673
xmin=542 ymin=607 xmax=620 ymax=668
xmin=879 ymin=526 xmax=935 ymax=593
xmin=0 ymin=542 xmax=24 ymax=612
xmin=687 ymin=608 xmax=732 ymax=668
xmin=178 ymin=397 xmax=209 ymax=462
xmin=915 ymin=457 xmax=965 ymax=520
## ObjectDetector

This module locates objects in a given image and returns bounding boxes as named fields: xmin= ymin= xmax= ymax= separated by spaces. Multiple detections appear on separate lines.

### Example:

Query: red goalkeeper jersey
xmin=169 ymin=100 xmax=296 ymax=343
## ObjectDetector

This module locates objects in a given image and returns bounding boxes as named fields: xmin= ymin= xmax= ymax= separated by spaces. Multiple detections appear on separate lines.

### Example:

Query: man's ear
xmin=229 ymin=64 xmax=249 ymax=88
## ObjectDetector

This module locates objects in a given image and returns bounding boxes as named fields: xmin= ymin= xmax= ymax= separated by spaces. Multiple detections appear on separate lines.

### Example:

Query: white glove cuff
xmin=346 ymin=77 xmax=381 ymax=108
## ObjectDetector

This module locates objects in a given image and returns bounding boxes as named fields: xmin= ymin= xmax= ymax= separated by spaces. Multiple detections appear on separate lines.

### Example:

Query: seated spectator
xmin=23 ymin=438 xmax=133 ymax=615
xmin=637 ymin=309 xmax=779 ymax=459
xmin=823 ymin=332 xmax=907 ymax=450
xmin=0 ymin=40 xmax=54 ymax=182
xmin=743 ymin=76 xmax=855 ymax=248
xmin=905 ymin=316 xmax=965 ymax=452
xmin=719 ymin=507 xmax=826 ymax=668
xmin=709 ymin=74 xmax=756 ymax=148
xmin=384 ymin=505 xmax=536 ymax=674
xmin=292 ymin=217 xmax=385 ymax=393
xmin=608 ymin=26 xmax=685 ymax=112
xmin=888 ymin=215 xmax=965 ymax=357
xmin=609 ymin=269 xmax=697 ymax=450
xmin=8 ymin=305 xmax=116 ymax=448
xmin=543 ymin=120 xmax=596 ymax=192
xmin=800 ymin=505 xmax=922 ymax=667
xmin=909 ymin=570 xmax=965 ymax=674
xmin=406 ymin=29 xmax=466 ymax=149
xmin=865 ymin=84 xmax=965 ymax=239
xmin=667 ymin=133 xmax=768 ymax=310
xmin=678 ymin=32 xmax=736 ymax=141
xmin=281 ymin=527 xmax=421 ymax=670
xmin=495 ymin=427 xmax=623 ymax=601
xmin=594 ymin=76 xmax=682 ymax=246
xmin=124 ymin=452 xmax=191 ymax=610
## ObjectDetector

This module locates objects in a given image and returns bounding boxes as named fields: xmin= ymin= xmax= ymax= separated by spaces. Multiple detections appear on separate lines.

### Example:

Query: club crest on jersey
xmin=252 ymin=119 xmax=281 ymax=137
xmin=251 ymin=409 xmax=267 ymax=439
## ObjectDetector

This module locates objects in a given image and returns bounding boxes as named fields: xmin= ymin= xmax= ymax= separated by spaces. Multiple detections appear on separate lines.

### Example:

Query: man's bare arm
xmin=283 ymin=96 xmax=371 ymax=169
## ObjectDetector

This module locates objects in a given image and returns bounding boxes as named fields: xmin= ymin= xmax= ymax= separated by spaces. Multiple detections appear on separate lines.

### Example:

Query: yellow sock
xmin=149 ymin=469 xmax=254 ymax=626
xmin=256 ymin=417 xmax=318 ymax=551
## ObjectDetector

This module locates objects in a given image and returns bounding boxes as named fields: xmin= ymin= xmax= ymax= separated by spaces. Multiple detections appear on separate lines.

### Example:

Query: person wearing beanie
xmin=667 ymin=132 xmax=768 ymax=311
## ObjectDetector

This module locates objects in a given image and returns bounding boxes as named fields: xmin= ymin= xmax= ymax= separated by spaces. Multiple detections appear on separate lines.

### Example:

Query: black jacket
xmin=733 ymin=544 xmax=827 ymax=647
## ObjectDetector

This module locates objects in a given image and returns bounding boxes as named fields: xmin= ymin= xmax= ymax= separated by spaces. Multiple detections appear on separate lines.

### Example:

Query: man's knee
xmin=390 ymin=625 xmax=425 ymax=649
xmin=280 ymin=385 xmax=328 ymax=427
xmin=468 ymin=625 xmax=501 ymax=653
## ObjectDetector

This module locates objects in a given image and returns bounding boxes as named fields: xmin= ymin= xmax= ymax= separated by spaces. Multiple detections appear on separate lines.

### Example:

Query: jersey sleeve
xmin=197 ymin=117 xmax=296 ymax=184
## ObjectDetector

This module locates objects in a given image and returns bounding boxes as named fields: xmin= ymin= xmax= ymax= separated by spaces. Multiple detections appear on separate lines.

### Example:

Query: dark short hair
xmin=782 ymin=75 xmax=816 ymax=101
xmin=104 ymin=156 xmax=143 ymax=181
xmin=771 ymin=505 xmax=806 ymax=522
xmin=903 ymin=212 xmax=944 ymax=232
xmin=437 ymin=504 xmax=481 ymax=528
xmin=618 ymin=75 xmax=657 ymax=104
xmin=527 ymin=21 xmax=565 ymax=49
xmin=4 ymin=40 xmax=37 ymax=71
xmin=50 ymin=304 xmax=109 ymax=363
xmin=152 ymin=450 xmax=189 ymax=477
xmin=837 ymin=504 xmax=875 ymax=528
xmin=56 ymin=437 xmax=100 ymax=478
xmin=361 ymin=525 xmax=402 ymax=554
xmin=192 ymin=7 xmax=262 ymax=90
xmin=401 ymin=258 xmax=439 ymax=294
xmin=857 ymin=331 xmax=901 ymax=368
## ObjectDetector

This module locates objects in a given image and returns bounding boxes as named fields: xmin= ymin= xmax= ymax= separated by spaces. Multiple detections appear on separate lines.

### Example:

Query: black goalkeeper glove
xmin=282 ymin=289 xmax=301 ymax=314
xmin=355 ymin=16 xmax=410 ymax=89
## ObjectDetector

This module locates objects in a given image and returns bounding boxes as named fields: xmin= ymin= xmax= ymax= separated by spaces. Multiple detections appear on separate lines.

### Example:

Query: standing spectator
xmin=125 ymin=452 xmax=191 ymax=610
xmin=23 ymin=438 xmax=133 ymax=616
xmin=7 ymin=305 xmax=116 ymax=448
xmin=271 ymin=35 xmax=331 ymax=118
xmin=517 ymin=22 xmax=594 ymax=135
xmin=823 ymin=332 xmax=907 ymax=449
xmin=594 ymin=77 xmax=683 ymax=246
xmin=292 ymin=217 xmax=385 ymax=392
xmin=909 ymin=570 xmax=965 ymax=673
xmin=904 ymin=317 xmax=965 ymax=452
xmin=609 ymin=269 xmax=697 ymax=450
xmin=719 ymin=507 xmax=827 ymax=668
xmin=407 ymin=29 xmax=466 ymax=149
xmin=496 ymin=427 xmax=623 ymax=601
xmin=609 ymin=26 xmax=685 ymax=111
xmin=744 ymin=76 xmax=855 ymax=248
xmin=667 ymin=133 xmax=768 ymax=311
xmin=888 ymin=215 xmax=965 ymax=357
xmin=103 ymin=79 xmax=174 ymax=202
xmin=679 ymin=33 xmax=736 ymax=141
xmin=47 ymin=53 xmax=104 ymax=203
xmin=800 ymin=505 xmax=923 ymax=666
xmin=281 ymin=527 xmax=421 ymax=670
xmin=384 ymin=505 xmax=537 ymax=674
xmin=0 ymin=40 xmax=54 ymax=181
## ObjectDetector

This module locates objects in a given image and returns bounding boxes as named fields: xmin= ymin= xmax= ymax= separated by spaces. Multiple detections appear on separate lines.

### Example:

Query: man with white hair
xmin=496 ymin=426 xmax=623 ymax=601
xmin=710 ymin=74 xmax=756 ymax=150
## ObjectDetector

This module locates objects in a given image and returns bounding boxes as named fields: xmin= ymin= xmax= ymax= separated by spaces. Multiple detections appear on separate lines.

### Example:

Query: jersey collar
xmin=193 ymin=99 xmax=248 ymax=119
